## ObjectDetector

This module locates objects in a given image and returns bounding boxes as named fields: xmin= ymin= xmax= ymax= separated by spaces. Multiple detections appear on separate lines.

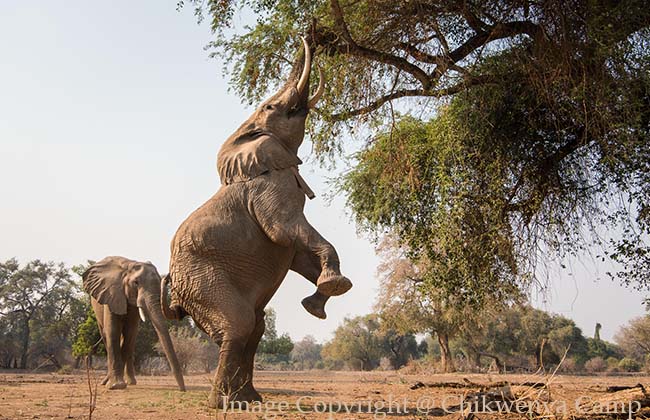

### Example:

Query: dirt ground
xmin=1 ymin=370 xmax=648 ymax=419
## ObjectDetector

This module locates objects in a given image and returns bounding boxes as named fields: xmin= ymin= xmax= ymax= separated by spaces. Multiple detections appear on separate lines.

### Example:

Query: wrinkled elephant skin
xmin=83 ymin=256 xmax=185 ymax=391
xmin=164 ymin=38 xmax=351 ymax=407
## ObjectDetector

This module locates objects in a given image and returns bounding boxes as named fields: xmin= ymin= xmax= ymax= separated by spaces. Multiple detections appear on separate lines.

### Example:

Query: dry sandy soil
xmin=1 ymin=370 xmax=648 ymax=419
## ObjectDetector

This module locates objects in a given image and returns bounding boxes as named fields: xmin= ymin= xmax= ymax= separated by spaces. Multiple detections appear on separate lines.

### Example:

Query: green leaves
xmin=184 ymin=1 xmax=650 ymax=295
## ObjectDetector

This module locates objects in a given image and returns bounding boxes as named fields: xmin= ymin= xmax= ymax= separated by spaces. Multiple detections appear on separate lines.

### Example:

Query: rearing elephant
xmin=162 ymin=38 xmax=352 ymax=407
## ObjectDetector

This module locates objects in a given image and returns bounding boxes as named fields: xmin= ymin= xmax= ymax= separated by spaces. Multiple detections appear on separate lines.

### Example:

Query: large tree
xmin=615 ymin=315 xmax=650 ymax=362
xmin=182 ymin=0 xmax=650 ymax=299
xmin=374 ymin=236 xmax=517 ymax=372
xmin=0 ymin=259 xmax=81 ymax=369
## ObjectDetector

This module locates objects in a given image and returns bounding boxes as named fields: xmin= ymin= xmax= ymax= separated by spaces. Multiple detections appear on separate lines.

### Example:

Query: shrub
xmin=618 ymin=357 xmax=641 ymax=372
xmin=584 ymin=357 xmax=607 ymax=373
xmin=398 ymin=359 xmax=436 ymax=375
xmin=155 ymin=326 xmax=218 ymax=374
xmin=556 ymin=357 xmax=578 ymax=373
xmin=606 ymin=357 xmax=620 ymax=372
xmin=57 ymin=365 xmax=74 ymax=375
xmin=378 ymin=357 xmax=393 ymax=371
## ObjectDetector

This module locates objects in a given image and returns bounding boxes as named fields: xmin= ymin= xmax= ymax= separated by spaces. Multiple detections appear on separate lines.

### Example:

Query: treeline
xmin=0 ymin=258 xmax=647 ymax=374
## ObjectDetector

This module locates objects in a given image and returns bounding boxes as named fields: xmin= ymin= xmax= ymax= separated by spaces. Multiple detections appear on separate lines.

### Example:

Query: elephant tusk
xmin=308 ymin=67 xmax=324 ymax=109
xmin=138 ymin=307 xmax=147 ymax=322
xmin=296 ymin=36 xmax=311 ymax=96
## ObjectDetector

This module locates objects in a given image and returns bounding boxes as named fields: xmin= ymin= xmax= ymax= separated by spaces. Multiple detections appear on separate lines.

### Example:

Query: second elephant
xmin=83 ymin=256 xmax=185 ymax=391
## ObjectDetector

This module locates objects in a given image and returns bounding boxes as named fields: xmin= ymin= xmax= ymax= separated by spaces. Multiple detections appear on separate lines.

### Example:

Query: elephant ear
xmin=82 ymin=257 xmax=128 ymax=315
xmin=217 ymin=131 xmax=302 ymax=184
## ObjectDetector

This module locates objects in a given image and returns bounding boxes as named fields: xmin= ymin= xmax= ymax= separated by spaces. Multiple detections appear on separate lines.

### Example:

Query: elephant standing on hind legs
xmin=162 ymin=37 xmax=352 ymax=407
xmin=82 ymin=256 xmax=185 ymax=391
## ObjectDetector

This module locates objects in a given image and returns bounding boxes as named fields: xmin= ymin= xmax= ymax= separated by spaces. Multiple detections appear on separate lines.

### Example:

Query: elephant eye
xmin=265 ymin=104 xmax=274 ymax=111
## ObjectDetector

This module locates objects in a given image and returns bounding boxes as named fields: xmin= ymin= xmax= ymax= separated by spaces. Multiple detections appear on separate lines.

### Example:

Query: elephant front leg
xmin=104 ymin=315 xmax=127 ymax=390
xmin=121 ymin=309 xmax=140 ymax=385
xmin=294 ymin=218 xmax=352 ymax=298
xmin=290 ymin=250 xmax=330 ymax=319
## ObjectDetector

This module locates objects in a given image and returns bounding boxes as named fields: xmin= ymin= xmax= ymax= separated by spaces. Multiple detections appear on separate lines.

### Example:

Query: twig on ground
xmin=85 ymin=356 xmax=97 ymax=420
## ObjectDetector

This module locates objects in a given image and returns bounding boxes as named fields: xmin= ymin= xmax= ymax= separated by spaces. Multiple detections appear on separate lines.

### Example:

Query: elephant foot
xmin=207 ymin=385 xmax=262 ymax=409
xmin=127 ymin=377 xmax=137 ymax=385
xmin=107 ymin=380 xmax=127 ymax=390
xmin=100 ymin=376 xmax=109 ymax=386
xmin=301 ymin=295 xmax=327 ymax=319
xmin=316 ymin=272 xmax=352 ymax=297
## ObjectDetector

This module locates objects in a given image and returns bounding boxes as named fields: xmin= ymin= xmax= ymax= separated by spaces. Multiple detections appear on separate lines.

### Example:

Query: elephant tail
xmin=160 ymin=274 xmax=187 ymax=320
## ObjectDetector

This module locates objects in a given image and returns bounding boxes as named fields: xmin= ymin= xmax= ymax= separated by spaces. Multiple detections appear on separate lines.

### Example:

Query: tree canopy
xmin=182 ymin=0 xmax=650 ymax=299
xmin=0 ymin=259 xmax=83 ymax=369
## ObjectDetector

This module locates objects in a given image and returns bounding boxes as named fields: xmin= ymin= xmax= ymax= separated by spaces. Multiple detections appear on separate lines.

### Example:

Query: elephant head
xmin=217 ymin=37 xmax=324 ymax=185
xmin=82 ymin=256 xmax=186 ymax=391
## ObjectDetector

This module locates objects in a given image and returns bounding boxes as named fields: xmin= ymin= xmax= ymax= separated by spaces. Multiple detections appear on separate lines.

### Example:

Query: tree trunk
xmin=535 ymin=338 xmax=546 ymax=372
xmin=470 ymin=351 xmax=481 ymax=371
xmin=437 ymin=332 xmax=455 ymax=373
xmin=19 ymin=317 xmax=30 ymax=369
xmin=479 ymin=352 xmax=505 ymax=372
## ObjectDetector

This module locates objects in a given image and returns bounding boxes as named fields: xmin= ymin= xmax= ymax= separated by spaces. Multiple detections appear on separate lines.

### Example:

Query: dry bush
xmin=584 ymin=357 xmax=607 ymax=373
xmin=139 ymin=357 xmax=170 ymax=376
xmin=398 ymin=359 xmax=437 ymax=375
xmin=155 ymin=326 xmax=218 ymax=374
xmin=378 ymin=357 xmax=393 ymax=371
xmin=553 ymin=357 xmax=578 ymax=373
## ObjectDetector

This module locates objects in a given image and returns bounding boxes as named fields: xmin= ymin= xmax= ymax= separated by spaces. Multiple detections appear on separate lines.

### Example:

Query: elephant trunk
xmin=146 ymin=296 xmax=186 ymax=391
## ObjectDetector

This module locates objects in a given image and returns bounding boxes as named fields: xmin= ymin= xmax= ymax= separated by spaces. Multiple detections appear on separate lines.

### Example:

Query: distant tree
xmin=615 ymin=315 xmax=650 ymax=362
xmin=378 ymin=328 xmax=418 ymax=369
xmin=585 ymin=325 xmax=622 ymax=361
xmin=373 ymin=236 xmax=517 ymax=372
xmin=0 ymin=259 xmax=80 ymax=369
xmin=290 ymin=335 xmax=322 ymax=370
xmin=477 ymin=305 xmax=591 ymax=371
xmin=256 ymin=308 xmax=294 ymax=365
xmin=322 ymin=315 xmax=384 ymax=371
xmin=0 ymin=311 xmax=22 ymax=368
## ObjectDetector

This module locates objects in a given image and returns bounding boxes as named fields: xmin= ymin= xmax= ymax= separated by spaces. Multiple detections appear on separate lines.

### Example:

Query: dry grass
xmin=0 ymin=370 xmax=648 ymax=419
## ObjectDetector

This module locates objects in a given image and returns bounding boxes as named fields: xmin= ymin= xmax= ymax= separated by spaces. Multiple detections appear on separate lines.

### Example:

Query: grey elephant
xmin=82 ymin=256 xmax=185 ymax=391
xmin=162 ymin=38 xmax=351 ymax=407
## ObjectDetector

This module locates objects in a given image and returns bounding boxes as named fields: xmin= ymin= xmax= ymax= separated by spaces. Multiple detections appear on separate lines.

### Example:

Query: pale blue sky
xmin=0 ymin=0 xmax=644 ymax=342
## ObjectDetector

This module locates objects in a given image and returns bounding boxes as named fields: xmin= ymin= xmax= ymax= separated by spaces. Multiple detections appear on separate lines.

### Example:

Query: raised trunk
xmin=146 ymin=297 xmax=186 ymax=391
xmin=437 ymin=332 xmax=456 ymax=373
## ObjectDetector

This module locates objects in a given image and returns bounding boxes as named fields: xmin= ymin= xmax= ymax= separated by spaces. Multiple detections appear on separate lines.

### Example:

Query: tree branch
xmin=330 ymin=75 xmax=495 ymax=120
xmin=329 ymin=0 xmax=433 ymax=89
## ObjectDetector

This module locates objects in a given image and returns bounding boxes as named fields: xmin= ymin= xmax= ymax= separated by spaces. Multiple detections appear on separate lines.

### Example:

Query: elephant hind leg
xmin=239 ymin=311 xmax=265 ymax=401
xmin=207 ymin=305 xmax=257 ymax=409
